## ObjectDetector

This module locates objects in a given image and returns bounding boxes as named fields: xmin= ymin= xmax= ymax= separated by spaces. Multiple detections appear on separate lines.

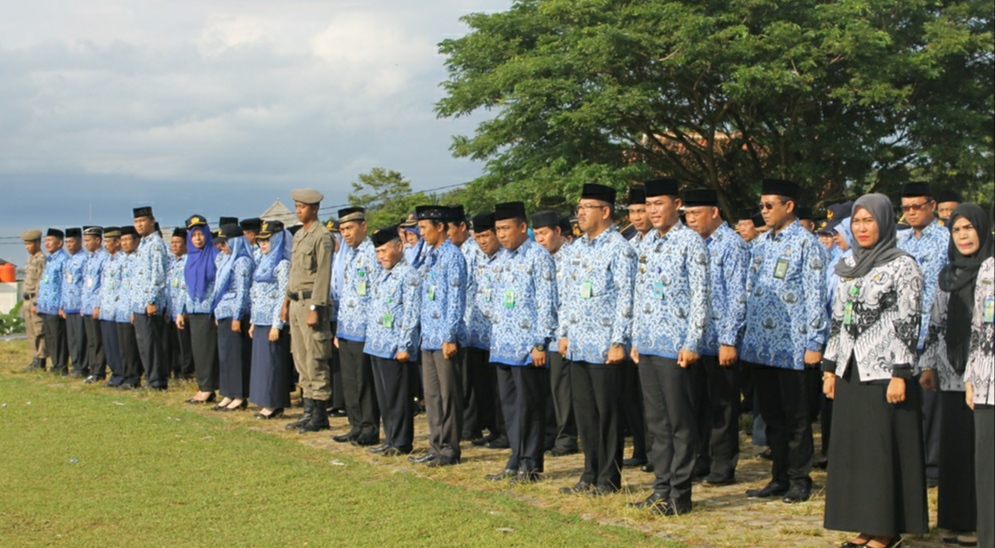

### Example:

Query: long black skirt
xmin=938 ymin=390 xmax=977 ymax=531
xmin=217 ymin=317 xmax=251 ymax=399
xmin=824 ymin=366 xmax=928 ymax=536
xmin=975 ymin=406 xmax=994 ymax=548
xmin=188 ymin=314 xmax=219 ymax=392
xmin=248 ymin=325 xmax=291 ymax=409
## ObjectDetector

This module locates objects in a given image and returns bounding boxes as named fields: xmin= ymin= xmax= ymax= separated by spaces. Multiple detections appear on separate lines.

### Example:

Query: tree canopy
xmin=346 ymin=168 xmax=434 ymax=229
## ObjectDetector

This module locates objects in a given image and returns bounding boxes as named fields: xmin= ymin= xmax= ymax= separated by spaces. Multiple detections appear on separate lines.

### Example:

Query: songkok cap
xmin=371 ymin=226 xmax=401 ymax=248
xmin=472 ymin=212 xmax=495 ymax=232
xmin=645 ymin=178 xmax=680 ymax=198
xmin=186 ymin=215 xmax=208 ymax=229
xmin=736 ymin=208 xmax=756 ymax=221
xmin=761 ymin=179 xmax=799 ymax=200
xmin=133 ymin=206 xmax=153 ymax=218
xmin=83 ymin=226 xmax=103 ymax=237
xmin=400 ymin=211 xmax=418 ymax=228
xmin=120 ymin=226 xmax=138 ymax=237
xmin=216 ymin=224 xmax=243 ymax=240
xmin=683 ymin=188 xmax=719 ymax=207
xmin=901 ymin=182 xmax=931 ymax=198
xmin=239 ymin=218 xmax=262 ymax=232
xmin=751 ymin=213 xmax=766 ymax=228
xmin=219 ymin=216 xmax=239 ymax=227
xmin=291 ymin=188 xmax=324 ymax=205
xmin=325 ymin=219 xmax=340 ymax=233
xmin=47 ymin=228 xmax=65 ymax=239
xmin=935 ymin=189 xmax=962 ymax=204
xmin=416 ymin=205 xmax=448 ymax=221
xmin=171 ymin=227 xmax=187 ymax=239
xmin=494 ymin=202 xmax=527 ymax=222
xmin=256 ymin=220 xmax=284 ymax=240
xmin=796 ymin=206 xmax=813 ymax=221
xmin=447 ymin=205 xmax=467 ymax=224
xmin=21 ymin=229 xmax=42 ymax=242
xmin=103 ymin=227 xmax=121 ymax=238
xmin=627 ymin=187 xmax=646 ymax=206
xmin=531 ymin=210 xmax=559 ymax=230
xmin=65 ymin=228 xmax=82 ymax=239
xmin=581 ymin=183 xmax=616 ymax=205
xmin=558 ymin=216 xmax=573 ymax=236
xmin=338 ymin=207 xmax=365 ymax=224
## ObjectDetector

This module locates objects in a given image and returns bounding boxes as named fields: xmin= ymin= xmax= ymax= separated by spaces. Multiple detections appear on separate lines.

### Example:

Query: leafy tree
xmin=347 ymin=168 xmax=434 ymax=229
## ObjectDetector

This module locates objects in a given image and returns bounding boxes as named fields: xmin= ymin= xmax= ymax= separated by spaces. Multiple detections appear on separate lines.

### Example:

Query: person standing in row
xmin=248 ymin=221 xmax=293 ymax=420
xmin=37 ymin=229 xmax=69 ymax=375
xmin=465 ymin=212 xmax=503 ymax=448
xmin=131 ymin=207 xmax=170 ymax=390
xmin=452 ymin=205 xmax=487 ymax=444
xmin=239 ymin=218 xmax=263 ymax=263
xmin=117 ymin=227 xmax=143 ymax=389
xmin=411 ymin=205 xmax=467 ymax=467
xmin=333 ymin=207 xmax=382 ymax=446
xmin=621 ymin=186 xmax=651 ymax=470
xmin=628 ymin=180 xmax=710 ymax=516
xmin=558 ymin=184 xmax=636 ymax=496
xmin=179 ymin=216 xmax=221 ymax=404
xmin=60 ymin=228 xmax=88 ymax=377
xmin=965 ymin=245 xmax=994 ymax=548
xmin=365 ymin=227 xmax=422 ymax=456
xmin=822 ymin=194 xmax=927 ymax=548
xmin=95 ymin=228 xmax=124 ymax=387
xmin=741 ymin=179 xmax=828 ymax=504
xmin=212 ymin=224 xmax=254 ymax=411
xmin=20 ymin=229 xmax=48 ymax=372
xmin=684 ymin=188 xmax=749 ymax=486
xmin=80 ymin=227 xmax=107 ymax=384
xmin=165 ymin=228 xmax=194 ymax=381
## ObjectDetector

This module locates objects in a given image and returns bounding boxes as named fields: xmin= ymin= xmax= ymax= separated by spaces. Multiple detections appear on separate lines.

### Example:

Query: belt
xmin=288 ymin=290 xmax=313 ymax=302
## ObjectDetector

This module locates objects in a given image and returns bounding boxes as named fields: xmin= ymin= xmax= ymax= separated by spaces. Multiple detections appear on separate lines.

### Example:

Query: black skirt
xmin=824 ymin=365 xmax=928 ymax=536
xmin=938 ymin=390 xmax=977 ymax=531
xmin=248 ymin=325 xmax=291 ymax=409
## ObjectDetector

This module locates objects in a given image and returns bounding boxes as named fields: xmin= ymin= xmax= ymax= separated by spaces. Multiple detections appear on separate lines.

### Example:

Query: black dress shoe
xmin=367 ymin=443 xmax=391 ymax=454
xmin=254 ymin=408 xmax=284 ymax=420
xmin=328 ymin=408 xmax=348 ymax=418
xmin=586 ymin=484 xmax=619 ymax=497
xmin=426 ymin=457 xmax=459 ymax=467
xmin=640 ymin=463 xmax=655 ymax=473
xmin=509 ymin=469 xmax=541 ymax=485
xmin=627 ymin=492 xmax=666 ymax=510
xmin=781 ymin=485 xmax=811 ymax=503
xmin=813 ymin=457 xmax=829 ymax=470
xmin=471 ymin=432 xmax=499 ymax=446
xmin=746 ymin=481 xmax=789 ymax=499
xmin=559 ymin=481 xmax=592 ymax=495
xmin=702 ymin=474 xmax=736 ymax=486
xmin=351 ymin=435 xmax=381 ymax=447
xmin=22 ymin=359 xmax=45 ymax=372
xmin=757 ymin=448 xmax=773 ymax=460
xmin=333 ymin=430 xmax=360 ymax=443
xmin=381 ymin=447 xmax=410 ymax=457
xmin=486 ymin=435 xmax=510 ymax=449
xmin=408 ymin=452 xmax=437 ymax=464
xmin=667 ymin=498 xmax=693 ymax=516
xmin=104 ymin=380 xmax=122 ymax=388
xmin=83 ymin=375 xmax=104 ymax=384
xmin=221 ymin=400 xmax=248 ymax=412
xmin=485 ymin=469 xmax=518 ymax=482
xmin=545 ymin=446 xmax=579 ymax=457
xmin=186 ymin=393 xmax=217 ymax=404
xmin=622 ymin=457 xmax=648 ymax=468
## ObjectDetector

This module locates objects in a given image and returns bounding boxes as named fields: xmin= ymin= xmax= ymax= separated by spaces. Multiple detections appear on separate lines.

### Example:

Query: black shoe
xmin=641 ymin=463 xmax=655 ymax=473
xmin=381 ymin=447 xmax=410 ymax=457
xmin=587 ymin=484 xmax=618 ymax=497
xmin=186 ymin=393 xmax=217 ymax=405
xmin=116 ymin=383 xmax=139 ymax=390
xmin=471 ymin=432 xmax=499 ymax=446
xmin=52 ymin=367 xmax=68 ymax=376
xmin=426 ymin=457 xmax=460 ymax=468
xmin=22 ymin=358 xmax=45 ymax=372
xmin=559 ymin=481 xmax=592 ymax=495
xmin=813 ymin=457 xmax=829 ymax=470
xmin=485 ymin=469 xmax=518 ymax=482
xmin=746 ymin=481 xmax=789 ymax=499
xmin=351 ymin=435 xmax=380 ymax=447
xmin=667 ymin=498 xmax=693 ymax=516
xmin=627 ymin=492 xmax=666 ymax=510
xmin=703 ymin=474 xmax=736 ymax=486
xmin=286 ymin=399 xmax=314 ymax=430
xmin=328 ymin=408 xmax=348 ymax=418
xmin=781 ymin=485 xmax=811 ymax=503
xmin=545 ymin=446 xmax=579 ymax=457
xmin=254 ymin=408 xmax=284 ymax=420
xmin=83 ymin=375 xmax=102 ymax=384
xmin=486 ymin=435 xmax=510 ymax=449
xmin=757 ymin=448 xmax=772 ymax=460
xmin=693 ymin=460 xmax=711 ymax=480
xmin=68 ymin=370 xmax=86 ymax=379
xmin=367 ymin=444 xmax=391 ymax=454
xmin=623 ymin=457 xmax=647 ymax=468
xmin=926 ymin=476 xmax=939 ymax=489
xmin=510 ymin=469 xmax=541 ymax=485
xmin=408 ymin=452 xmax=437 ymax=464
xmin=463 ymin=430 xmax=483 ymax=441
xmin=221 ymin=400 xmax=248 ymax=412
xmin=299 ymin=401 xmax=329 ymax=433
xmin=104 ymin=380 xmax=122 ymax=388
xmin=333 ymin=430 xmax=360 ymax=443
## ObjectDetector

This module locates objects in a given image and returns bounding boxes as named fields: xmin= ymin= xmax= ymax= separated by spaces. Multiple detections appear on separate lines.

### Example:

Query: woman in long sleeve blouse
xmin=821 ymin=194 xmax=927 ymax=548
xmin=212 ymin=224 xmax=255 ymax=412
xmin=965 ymin=253 xmax=994 ymax=548
xmin=248 ymin=221 xmax=292 ymax=419
xmin=179 ymin=216 xmax=221 ymax=404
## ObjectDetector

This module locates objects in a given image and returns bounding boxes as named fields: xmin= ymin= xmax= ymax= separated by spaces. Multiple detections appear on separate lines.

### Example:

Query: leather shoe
xmin=667 ymin=498 xmax=693 ymax=516
xmin=509 ymin=469 xmax=541 ymax=485
xmin=332 ymin=430 xmax=360 ymax=443
xmin=328 ymin=408 xmax=348 ymax=418
xmin=83 ymin=375 xmax=104 ymax=384
xmin=586 ymin=484 xmax=618 ymax=497
xmin=486 ymin=435 xmax=509 ymax=449
xmin=254 ymin=408 xmax=284 ymax=420
xmin=559 ymin=481 xmax=592 ymax=495
xmin=408 ymin=452 xmax=437 ymax=464
xmin=367 ymin=444 xmax=391 ymax=454
xmin=426 ymin=457 xmax=459 ymax=468
xmin=471 ymin=432 xmax=498 ymax=446
xmin=622 ymin=457 xmax=647 ymax=468
xmin=781 ymin=485 xmax=811 ymax=503
xmin=381 ymin=447 xmax=409 ymax=457
xmin=640 ymin=463 xmax=655 ymax=473
xmin=627 ymin=492 xmax=666 ymax=510
xmin=702 ymin=474 xmax=735 ymax=486
xmin=485 ymin=469 xmax=518 ymax=482
xmin=545 ymin=446 xmax=579 ymax=457
xmin=22 ymin=358 xmax=45 ymax=372
xmin=351 ymin=435 xmax=381 ymax=447
xmin=746 ymin=481 xmax=789 ymax=499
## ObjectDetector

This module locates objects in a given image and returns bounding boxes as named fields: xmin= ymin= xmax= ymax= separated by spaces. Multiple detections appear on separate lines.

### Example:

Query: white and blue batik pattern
xmin=117 ymin=252 xmax=138 ymax=322
xmin=130 ymin=232 xmax=169 ymax=313
xmin=558 ymin=226 xmax=637 ymax=364
xmin=166 ymin=255 xmax=187 ymax=321
xmin=36 ymin=249 xmax=68 ymax=316
xmin=552 ymin=239 xmax=572 ymax=311
xmin=185 ymin=253 xmax=222 ymax=315
xmin=487 ymin=239 xmax=557 ymax=366
xmin=98 ymin=252 xmax=122 ymax=322
xmin=364 ymin=262 xmax=422 ymax=360
xmin=336 ymin=238 xmax=381 ymax=342
xmin=81 ymin=249 xmax=108 ymax=316
xmin=60 ymin=250 xmax=87 ymax=314
xmin=250 ymin=260 xmax=289 ymax=328
xmin=420 ymin=240 xmax=468 ymax=351
xmin=965 ymin=257 xmax=994 ymax=406
xmin=461 ymin=237 xmax=483 ymax=346
xmin=919 ymin=289 xmax=966 ymax=392
xmin=632 ymin=223 xmax=710 ymax=359
xmin=741 ymin=220 xmax=829 ymax=370
xmin=213 ymin=256 xmax=252 ymax=321
xmin=466 ymin=247 xmax=501 ymax=350
xmin=897 ymin=220 xmax=949 ymax=350
xmin=701 ymin=223 xmax=749 ymax=356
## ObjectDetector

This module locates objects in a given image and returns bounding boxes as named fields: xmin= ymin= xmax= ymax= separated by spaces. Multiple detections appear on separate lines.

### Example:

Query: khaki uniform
xmin=21 ymin=251 xmax=48 ymax=360
xmin=287 ymin=221 xmax=334 ymax=400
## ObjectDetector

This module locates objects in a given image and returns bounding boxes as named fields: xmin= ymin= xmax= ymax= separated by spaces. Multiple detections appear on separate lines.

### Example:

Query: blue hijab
xmin=212 ymin=235 xmax=255 ymax=309
xmin=185 ymin=225 xmax=219 ymax=301
xmin=254 ymin=229 xmax=292 ymax=283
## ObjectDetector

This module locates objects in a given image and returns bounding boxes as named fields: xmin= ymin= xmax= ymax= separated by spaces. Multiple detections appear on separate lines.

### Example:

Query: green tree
xmin=437 ymin=0 xmax=993 ymax=217
xmin=347 ymin=168 xmax=434 ymax=229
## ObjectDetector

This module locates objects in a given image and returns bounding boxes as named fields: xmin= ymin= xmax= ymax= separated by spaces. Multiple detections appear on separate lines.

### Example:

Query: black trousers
xmin=621 ymin=359 xmax=648 ymax=461
xmin=217 ymin=317 xmax=251 ymax=399
xmin=692 ymin=356 xmax=740 ymax=481
xmin=464 ymin=347 xmax=496 ymax=437
xmin=83 ymin=316 xmax=104 ymax=378
xmin=937 ymin=391 xmax=977 ymax=532
xmin=545 ymin=351 xmax=578 ymax=452
xmin=640 ymin=355 xmax=698 ymax=503
xmin=921 ymin=377 xmax=942 ymax=481
xmin=165 ymin=320 xmax=194 ymax=379
xmin=116 ymin=321 xmax=142 ymax=387
xmin=188 ymin=314 xmax=219 ymax=392
xmin=339 ymin=339 xmax=380 ymax=439
xmin=571 ymin=361 xmax=622 ymax=490
xmin=330 ymin=322 xmax=344 ymax=408
xmin=134 ymin=313 xmax=168 ymax=389
xmin=41 ymin=313 xmax=68 ymax=371
xmin=497 ymin=364 xmax=549 ymax=472
xmin=65 ymin=314 xmax=88 ymax=374
xmin=975 ymin=406 xmax=994 ymax=548
xmin=100 ymin=320 xmax=123 ymax=385
xmin=752 ymin=364 xmax=814 ymax=489
xmin=371 ymin=356 xmax=413 ymax=452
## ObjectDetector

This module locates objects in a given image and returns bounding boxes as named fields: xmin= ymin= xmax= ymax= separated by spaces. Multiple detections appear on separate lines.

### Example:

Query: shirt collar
xmin=581 ymin=225 xmax=617 ymax=246
xmin=765 ymin=219 xmax=801 ymax=243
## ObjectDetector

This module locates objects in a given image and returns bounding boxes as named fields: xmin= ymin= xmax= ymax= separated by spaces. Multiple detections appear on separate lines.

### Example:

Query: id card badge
xmin=843 ymin=301 xmax=854 ymax=326
xmin=357 ymin=281 xmax=367 ymax=296
xmin=427 ymin=285 xmax=436 ymax=301
xmin=652 ymin=281 xmax=664 ymax=300
xmin=171 ymin=278 xmax=179 ymax=289
xmin=504 ymin=289 xmax=515 ymax=309
xmin=580 ymin=280 xmax=593 ymax=299
xmin=984 ymin=296 xmax=994 ymax=324
xmin=483 ymin=288 xmax=491 ymax=302
xmin=87 ymin=277 xmax=95 ymax=288
xmin=382 ymin=313 xmax=394 ymax=329
xmin=773 ymin=258 xmax=789 ymax=280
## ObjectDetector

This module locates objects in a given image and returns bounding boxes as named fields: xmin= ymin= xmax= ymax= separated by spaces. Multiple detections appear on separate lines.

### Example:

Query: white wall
xmin=0 ymin=282 xmax=22 ymax=315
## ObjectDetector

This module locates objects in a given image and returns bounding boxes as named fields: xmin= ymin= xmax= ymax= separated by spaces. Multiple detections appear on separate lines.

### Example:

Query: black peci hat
xmin=581 ymin=183 xmax=616 ymax=205
xmin=627 ymin=186 xmax=646 ymax=206
xmin=416 ymin=205 xmax=448 ymax=221
xmin=531 ymin=210 xmax=559 ymax=230
xmin=935 ymin=189 xmax=962 ymax=204
xmin=371 ymin=226 xmax=401 ymax=248
xmin=133 ymin=206 xmax=153 ymax=219
xmin=219 ymin=216 xmax=238 ymax=227
xmin=683 ymin=188 xmax=718 ymax=207
xmin=172 ymin=227 xmax=187 ymax=239
xmin=120 ymin=226 xmax=138 ymax=237
xmin=239 ymin=218 xmax=263 ymax=232
xmin=644 ymin=178 xmax=680 ymax=198
xmin=494 ymin=202 xmax=527 ymax=222
xmin=796 ymin=206 xmax=813 ymax=221
xmin=65 ymin=228 xmax=82 ymax=239
xmin=472 ymin=213 xmax=495 ymax=232
xmin=901 ymin=182 xmax=932 ymax=198
xmin=761 ymin=179 xmax=799 ymax=200
xmin=47 ymin=228 xmax=65 ymax=239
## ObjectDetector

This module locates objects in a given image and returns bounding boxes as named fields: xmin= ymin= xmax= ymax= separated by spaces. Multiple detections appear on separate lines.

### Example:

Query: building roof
xmin=259 ymin=199 xmax=300 ymax=227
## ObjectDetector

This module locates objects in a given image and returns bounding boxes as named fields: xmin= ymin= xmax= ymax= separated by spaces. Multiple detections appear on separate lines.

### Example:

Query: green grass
xmin=0 ymin=373 xmax=670 ymax=547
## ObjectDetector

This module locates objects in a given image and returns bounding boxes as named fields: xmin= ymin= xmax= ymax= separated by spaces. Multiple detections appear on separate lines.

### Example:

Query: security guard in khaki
xmin=21 ymin=229 xmax=48 ymax=370
xmin=282 ymin=188 xmax=335 ymax=433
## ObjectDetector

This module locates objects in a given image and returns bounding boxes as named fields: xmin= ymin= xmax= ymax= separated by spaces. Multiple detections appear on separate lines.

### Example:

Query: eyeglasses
xmin=900 ymin=201 xmax=931 ymax=213
xmin=575 ymin=204 xmax=607 ymax=213
xmin=759 ymin=201 xmax=784 ymax=211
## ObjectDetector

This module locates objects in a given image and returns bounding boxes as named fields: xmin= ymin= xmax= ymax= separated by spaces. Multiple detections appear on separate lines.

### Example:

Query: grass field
xmin=0 ymin=339 xmax=946 ymax=547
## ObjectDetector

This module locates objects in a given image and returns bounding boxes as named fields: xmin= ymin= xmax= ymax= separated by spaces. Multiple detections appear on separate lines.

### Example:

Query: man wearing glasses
xmin=896 ymin=182 xmax=949 ymax=487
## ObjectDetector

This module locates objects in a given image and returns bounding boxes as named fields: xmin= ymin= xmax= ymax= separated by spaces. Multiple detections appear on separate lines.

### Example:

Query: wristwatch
xmin=610 ymin=342 xmax=623 ymax=349
xmin=309 ymin=304 xmax=317 ymax=311
xmin=534 ymin=343 xmax=546 ymax=352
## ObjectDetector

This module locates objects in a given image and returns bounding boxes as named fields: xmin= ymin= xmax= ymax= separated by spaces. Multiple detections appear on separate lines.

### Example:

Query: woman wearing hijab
xmin=821 ymin=194 xmax=927 ymax=548
xmin=179 ymin=215 xmax=221 ymax=404
xmin=918 ymin=203 xmax=992 ymax=546
xmin=248 ymin=221 xmax=293 ymax=419
xmin=212 ymin=224 xmax=255 ymax=412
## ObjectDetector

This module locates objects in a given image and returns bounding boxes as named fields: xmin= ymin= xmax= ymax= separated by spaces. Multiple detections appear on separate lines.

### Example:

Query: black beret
xmin=288 ymin=225 xmax=302 ymax=236
xmin=133 ymin=206 xmax=153 ymax=218
xmin=935 ymin=189 xmax=962 ymax=204
xmin=171 ymin=228 xmax=187 ymax=239
xmin=683 ymin=188 xmax=718 ymax=207
xmin=219 ymin=216 xmax=239 ymax=227
xmin=901 ymin=182 xmax=932 ymax=198
xmin=239 ymin=218 xmax=262 ymax=232
xmin=761 ymin=179 xmax=799 ymax=200
xmin=581 ymin=183 xmax=616 ymax=205
xmin=46 ymin=228 xmax=65 ymax=239
xmin=338 ymin=207 xmax=365 ymax=223
xmin=416 ymin=205 xmax=448 ymax=221
xmin=120 ymin=226 xmax=138 ymax=237
xmin=65 ymin=228 xmax=82 ymax=239
xmin=187 ymin=215 xmax=208 ymax=229
xmin=645 ymin=178 xmax=680 ymax=198
xmin=103 ymin=227 xmax=121 ymax=238
xmin=217 ymin=224 xmax=243 ymax=240
xmin=447 ymin=205 xmax=467 ymax=224
xmin=472 ymin=213 xmax=495 ymax=232
xmin=796 ymin=206 xmax=813 ymax=221
xmin=83 ymin=226 xmax=103 ymax=237
xmin=627 ymin=187 xmax=646 ymax=206
xmin=494 ymin=202 xmax=527 ymax=222
xmin=531 ymin=210 xmax=559 ymax=230
xmin=371 ymin=226 xmax=401 ymax=248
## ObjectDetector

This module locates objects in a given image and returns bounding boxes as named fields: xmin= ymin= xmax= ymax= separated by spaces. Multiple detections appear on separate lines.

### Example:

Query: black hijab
xmin=835 ymin=193 xmax=909 ymax=279
xmin=938 ymin=203 xmax=993 ymax=373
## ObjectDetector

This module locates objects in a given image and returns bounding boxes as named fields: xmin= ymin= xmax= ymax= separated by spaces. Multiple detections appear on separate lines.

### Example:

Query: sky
xmin=0 ymin=0 xmax=511 ymax=265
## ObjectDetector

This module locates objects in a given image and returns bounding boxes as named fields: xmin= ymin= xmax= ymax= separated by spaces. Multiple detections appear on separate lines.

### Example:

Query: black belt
xmin=288 ymin=290 xmax=313 ymax=302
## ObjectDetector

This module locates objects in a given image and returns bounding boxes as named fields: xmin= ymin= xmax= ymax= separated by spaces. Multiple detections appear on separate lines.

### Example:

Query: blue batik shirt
xmin=897 ymin=220 xmax=949 ymax=350
xmin=741 ymin=220 xmax=829 ymax=370
xmin=487 ymin=239 xmax=557 ymax=366
xmin=117 ymin=252 xmax=137 ymax=322
xmin=552 ymin=239 xmax=572 ymax=311
xmin=250 ymin=260 xmax=290 ymax=328
xmin=81 ymin=249 xmax=108 ymax=316
xmin=36 ymin=249 xmax=68 ymax=316
xmin=364 ymin=261 xmax=422 ymax=360
xmin=185 ymin=253 xmax=222 ymax=316
xmin=213 ymin=256 xmax=252 ymax=321
xmin=701 ymin=223 xmax=749 ymax=357
xmin=98 ymin=252 xmax=122 ymax=322
xmin=60 ymin=249 xmax=87 ymax=314
xmin=632 ymin=223 xmax=711 ymax=359
xmin=336 ymin=238 xmax=381 ymax=342
xmin=420 ymin=239 xmax=467 ymax=351
xmin=558 ymin=226 xmax=637 ymax=364
xmin=465 ymin=243 xmax=499 ymax=350
xmin=166 ymin=254 xmax=187 ymax=321
xmin=131 ymin=232 xmax=169 ymax=314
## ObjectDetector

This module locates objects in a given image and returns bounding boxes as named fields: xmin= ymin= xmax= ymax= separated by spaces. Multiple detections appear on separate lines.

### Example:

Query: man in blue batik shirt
xmin=116 ymin=226 xmax=143 ymax=388
xmin=37 ymin=229 xmax=70 ymax=375
xmin=627 ymin=180 xmax=710 ymax=516
xmin=333 ymin=207 xmax=383 ymax=447
xmin=620 ymin=186 xmax=652 ymax=470
xmin=80 ymin=227 xmax=108 ymax=384
xmin=165 ymin=227 xmax=194 ymax=381
xmin=96 ymin=227 xmax=125 ymax=387
xmin=411 ymin=205 xmax=467 ymax=467
xmin=684 ymin=189 xmax=749 ymax=487
xmin=740 ymin=179 xmax=828 ymax=504
xmin=60 ymin=227 xmax=89 ymax=377
xmin=558 ymin=184 xmax=637 ymax=496
xmin=131 ymin=206 xmax=170 ymax=390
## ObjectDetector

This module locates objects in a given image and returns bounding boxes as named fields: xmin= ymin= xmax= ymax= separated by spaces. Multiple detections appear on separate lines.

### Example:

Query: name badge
xmin=86 ymin=277 xmax=94 ymax=288
xmin=427 ymin=285 xmax=436 ymax=301
xmin=652 ymin=281 xmax=664 ymax=301
xmin=985 ymin=296 xmax=994 ymax=324
xmin=504 ymin=289 xmax=515 ymax=309
xmin=171 ymin=278 xmax=179 ymax=289
xmin=357 ymin=281 xmax=367 ymax=297
xmin=843 ymin=302 xmax=854 ymax=326
xmin=773 ymin=258 xmax=789 ymax=280
xmin=382 ymin=313 xmax=394 ymax=329
xmin=580 ymin=280 xmax=593 ymax=299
